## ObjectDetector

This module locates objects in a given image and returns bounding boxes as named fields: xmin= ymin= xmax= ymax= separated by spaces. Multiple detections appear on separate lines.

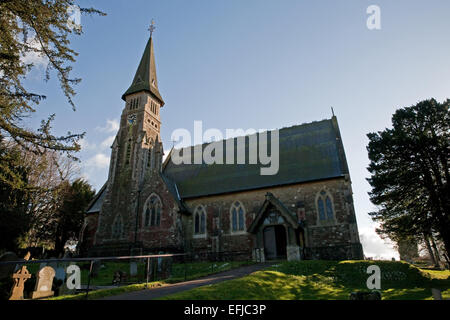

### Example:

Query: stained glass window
xmin=144 ymin=194 xmax=162 ymax=227
xmin=231 ymin=201 xmax=245 ymax=232
xmin=318 ymin=198 xmax=326 ymax=220
xmin=317 ymin=191 xmax=334 ymax=221
xmin=194 ymin=206 xmax=206 ymax=235
xmin=326 ymin=196 xmax=334 ymax=220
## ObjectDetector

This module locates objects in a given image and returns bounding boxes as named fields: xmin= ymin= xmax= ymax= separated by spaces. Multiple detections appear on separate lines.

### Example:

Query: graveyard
xmin=1 ymin=250 xmax=449 ymax=300
xmin=159 ymin=260 xmax=450 ymax=300
xmin=0 ymin=251 xmax=254 ymax=300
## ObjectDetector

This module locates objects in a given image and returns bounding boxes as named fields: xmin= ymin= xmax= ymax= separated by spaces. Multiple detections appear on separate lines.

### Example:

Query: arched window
xmin=318 ymin=198 xmax=326 ymax=220
xmin=143 ymin=194 xmax=162 ymax=227
xmin=230 ymin=201 xmax=245 ymax=233
xmin=316 ymin=190 xmax=335 ymax=222
xmin=194 ymin=205 xmax=206 ymax=236
xmin=112 ymin=214 xmax=123 ymax=239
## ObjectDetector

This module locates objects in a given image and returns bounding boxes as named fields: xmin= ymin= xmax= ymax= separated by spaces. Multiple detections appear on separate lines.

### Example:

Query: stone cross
xmin=9 ymin=252 xmax=32 ymax=300
xmin=31 ymin=266 xmax=56 ymax=299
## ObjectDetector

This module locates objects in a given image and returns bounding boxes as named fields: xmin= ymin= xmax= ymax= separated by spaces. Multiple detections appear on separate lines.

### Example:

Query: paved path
xmin=103 ymin=263 xmax=268 ymax=300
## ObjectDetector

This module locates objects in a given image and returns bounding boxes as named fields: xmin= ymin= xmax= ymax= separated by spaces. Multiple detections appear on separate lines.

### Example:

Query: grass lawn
xmin=47 ymin=260 xmax=253 ymax=300
xmin=160 ymin=260 xmax=450 ymax=300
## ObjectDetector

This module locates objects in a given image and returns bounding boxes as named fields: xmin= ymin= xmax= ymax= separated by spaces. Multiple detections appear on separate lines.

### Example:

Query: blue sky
xmin=23 ymin=0 xmax=450 ymax=259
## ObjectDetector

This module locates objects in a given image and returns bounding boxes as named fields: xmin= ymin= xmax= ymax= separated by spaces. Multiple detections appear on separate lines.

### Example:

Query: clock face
xmin=127 ymin=114 xmax=137 ymax=125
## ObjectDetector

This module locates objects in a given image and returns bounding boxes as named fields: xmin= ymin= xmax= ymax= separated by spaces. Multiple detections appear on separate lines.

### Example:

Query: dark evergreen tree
xmin=0 ymin=137 xmax=30 ymax=251
xmin=52 ymin=178 xmax=95 ymax=255
xmin=367 ymin=98 xmax=450 ymax=259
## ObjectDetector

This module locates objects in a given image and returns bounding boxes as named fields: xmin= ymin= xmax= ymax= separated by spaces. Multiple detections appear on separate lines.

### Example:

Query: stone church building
xmin=79 ymin=33 xmax=364 ymax=261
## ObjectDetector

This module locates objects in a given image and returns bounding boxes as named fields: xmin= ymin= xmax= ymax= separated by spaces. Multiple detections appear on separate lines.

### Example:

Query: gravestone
xmin=55 ymin=264 xmax=66 ymax=282
xmin=9 ymin=252 xmax=32 ymax=300
xmin=91 ymin=260 xmax=101 ymax=278
xmin=431 ymin=288 xmax=442 ymax=300
xmin=0 ymin=252 xmax=18 ymax=280
xmin=160 ymin=258 xmax=173 ymax=279
xmin=130 ymin=262 xmax=138 ymax=277
xmin=349 ymin=290 xmax=381 ymax=300
xmin=59 ymin=263 xmax=78 ymax=296
xmin=31 ymin=266 xmax=55 ymax=299
xmin=112 ymin=270 xmax=127 ymax=285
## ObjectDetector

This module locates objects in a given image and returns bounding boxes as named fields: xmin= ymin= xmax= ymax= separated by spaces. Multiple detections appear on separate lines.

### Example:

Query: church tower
xmin=93 ymin=26 xmax=171 ymax=253
xmin=118 ymin=28 xmax=165 ymax=183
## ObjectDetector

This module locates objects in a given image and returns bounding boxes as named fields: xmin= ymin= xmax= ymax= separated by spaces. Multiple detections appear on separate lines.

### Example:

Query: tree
xmin=52 ymin=178 xmax=95 ymax=255
xmin=367 ymin=98 xmax=450 ymax=260
xmin=0 ymin=137 xmax=30 ymax=251
xmin=0 ymin=0 xmax=105 ymax=188
xmin=0 ymin=138 xmax=92 ymax=253
xmin=20 ymin=146 xmax=80 ymax=248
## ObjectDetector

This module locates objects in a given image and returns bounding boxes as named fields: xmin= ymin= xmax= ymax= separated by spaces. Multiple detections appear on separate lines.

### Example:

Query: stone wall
xmin=182 ymin=176 xmax=363 ymax=260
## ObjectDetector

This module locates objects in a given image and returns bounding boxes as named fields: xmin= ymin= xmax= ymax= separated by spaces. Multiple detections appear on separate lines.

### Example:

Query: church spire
xmin=122 ymin=21 xmax=164 ymax=106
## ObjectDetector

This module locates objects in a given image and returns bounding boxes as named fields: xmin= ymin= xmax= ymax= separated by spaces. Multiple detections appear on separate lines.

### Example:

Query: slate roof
xmin=122 ymin=36 xmax=164 ymax=105
xmin=86 ymin=183 xmax=107 ymax=214
xmin=162 ymin=116 xmax=349 ymax=199
xmin=86 ymin=116 xmax=350 ymax=213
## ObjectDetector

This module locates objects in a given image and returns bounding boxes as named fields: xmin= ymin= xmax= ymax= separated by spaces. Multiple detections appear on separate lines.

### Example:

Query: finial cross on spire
xmin=148 ymin=19 xmax=156 ymax=37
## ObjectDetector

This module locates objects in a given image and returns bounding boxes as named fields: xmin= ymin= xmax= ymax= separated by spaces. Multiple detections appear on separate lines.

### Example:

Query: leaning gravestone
xmin=0 ymin=252 xmax=18 ymax=280
xmin=31 ymin=266 xmax=55 ymax=299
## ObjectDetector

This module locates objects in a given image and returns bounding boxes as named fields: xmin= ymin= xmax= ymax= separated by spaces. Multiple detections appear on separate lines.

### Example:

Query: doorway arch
xmin=263 ymin=225 xmax=287 ymax=260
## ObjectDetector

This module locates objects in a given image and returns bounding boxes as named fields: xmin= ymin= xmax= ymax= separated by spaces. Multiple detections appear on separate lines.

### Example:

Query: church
xmin=79 ymin=31 xmax=364 ymax=261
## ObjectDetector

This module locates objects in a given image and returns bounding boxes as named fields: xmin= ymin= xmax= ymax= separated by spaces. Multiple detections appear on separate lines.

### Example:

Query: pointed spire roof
xmin=122 ymin=36 xmax=164 ymax=105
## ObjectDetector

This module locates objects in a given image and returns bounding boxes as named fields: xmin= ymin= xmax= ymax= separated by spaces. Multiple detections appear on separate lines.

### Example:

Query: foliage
xmin=366 ymin=98 xmax=450 ymax=257
xmin=0 ymin=0 xmax=105 ymax=188
xmin=0 ymin=138 xmax=30 ymax=251
xmin=51 ymin=178 xmax=95 ymax=254
xmin=0 ymin=138 xmax=94 ymax=253
xmin=18 ymin=146 xmax=81 ymax=249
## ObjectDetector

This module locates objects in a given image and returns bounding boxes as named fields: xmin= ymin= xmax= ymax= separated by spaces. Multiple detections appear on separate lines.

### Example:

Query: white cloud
xmin=96 ymin=119 xmax=120 ymax=133
xmin=100 ymin=135 xmax=115 ymax=150
xmin=79 ymin=138 xmax=96 ymax=151
xmin=359 ymin=225 xmax=399 ymax=260
xmin=21 ymin=37 xmax=49 ymax=70
xmin=86 ymin=153 xmax=110 ymax=169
